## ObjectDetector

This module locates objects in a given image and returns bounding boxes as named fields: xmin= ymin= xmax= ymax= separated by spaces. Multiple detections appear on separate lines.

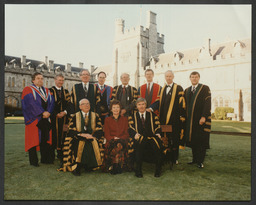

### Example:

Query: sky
xmin=5 ymin=4 xmax=251 ymax=68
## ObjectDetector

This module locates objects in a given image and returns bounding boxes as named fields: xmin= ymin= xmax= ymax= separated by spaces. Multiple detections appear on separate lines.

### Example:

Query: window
xmin=219 ymin=97 xmax=223 ymax=107
xmin=23 ymin=79 xmax=26 ymax=88
xmin=12 ymin=77 xmax=15 ymax=87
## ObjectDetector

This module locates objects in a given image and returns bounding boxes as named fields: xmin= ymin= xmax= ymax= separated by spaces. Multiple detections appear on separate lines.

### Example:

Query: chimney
xmin=21 ymin=55 xmax=26 ymax=68
xmin=66 ymin=63 xmax=72 ymax=72
xmin=49 ymin=60 xmax=54 ymax=71
xmin=45 ymin=56 xmax=48 ymax=66
xmin=205 ymin=38 xmax=212 ymax=56
xmin=79 ymin=62 xmax=84 ymax=68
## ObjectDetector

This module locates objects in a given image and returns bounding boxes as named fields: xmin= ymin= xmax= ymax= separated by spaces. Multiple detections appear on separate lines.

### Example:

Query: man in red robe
xmin=21 ymin=72 xmax=54 ymax=166
xmin=138 ymin=69 xmax=161 ymax=115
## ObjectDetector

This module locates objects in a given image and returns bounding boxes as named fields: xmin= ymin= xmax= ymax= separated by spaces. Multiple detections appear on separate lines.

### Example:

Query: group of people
xmin=21 ymin=68 xmax=211 ymax=178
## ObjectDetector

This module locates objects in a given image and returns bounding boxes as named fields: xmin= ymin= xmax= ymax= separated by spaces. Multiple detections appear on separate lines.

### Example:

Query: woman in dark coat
xmin=103 ymin=100 xmax=129 ymax=174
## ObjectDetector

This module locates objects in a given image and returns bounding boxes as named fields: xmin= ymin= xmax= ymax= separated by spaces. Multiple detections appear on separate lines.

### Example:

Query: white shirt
xmin=191 ymin=84 xmax=199 ymax=91
xmin=139 ymin=111 xmax=146 ymax=121
xmin=37 ymin=86 xmax=46 ymax=97
xmin=122 ymin=84 xmax=129 ymax=88
xmin=81 ymin=111 xmax=89 ymax=119
xmin=166 ymin=82 xmax=174 ymax=95
xmin=98 ymin=83 xmax=105 ymax=90
xmin=55 ymin=86 xmax=62 ymax=90
xmin=82 ymin=82 xmax=89 ymax=90
xmin=147 ymin=82 xmax=153 ymax=91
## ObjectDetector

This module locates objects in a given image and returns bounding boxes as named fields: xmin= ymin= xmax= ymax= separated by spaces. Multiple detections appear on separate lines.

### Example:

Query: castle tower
xmin=112 ymin=10 xmax=165 ymax=87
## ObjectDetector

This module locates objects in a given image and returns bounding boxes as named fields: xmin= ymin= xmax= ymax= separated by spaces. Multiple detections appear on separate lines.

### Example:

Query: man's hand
xmin=121 ymin=109 xmax=126 ymax=116
xmin=79 ymin=133 xmax=95 ymax=140
xmin=57 ymin=111 xmax=66 ymax=118
xmin=146 ymin=108 xmax=152 ymax=112
xmin=134 ymin=133 xmax=140 ymax=140
xmin=42 ymin=111 xmax=50 ymax=118
xmin=199 ymin=117 xmax=206 ymax=125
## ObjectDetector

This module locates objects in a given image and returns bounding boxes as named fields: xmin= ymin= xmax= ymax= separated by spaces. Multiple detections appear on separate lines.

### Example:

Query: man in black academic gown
xmin=111 ymin=73 xmax=138 ymax=116
xmin=183 ymin=71 xmax=211 ymax=168
xmin=70 ymin=69 xmax=101 ymax=114
xmin=95 ymin=71 xmax=113 ymax=124
xmin=129 ymin=98 xmax=163 ymax=178
xmin=50 ymin=73 xmax=71 ymax=164
xmin=61 ymin=98 xmax=104 ymax=176
xmin=149 ymin=70 xmax=186 ymax=169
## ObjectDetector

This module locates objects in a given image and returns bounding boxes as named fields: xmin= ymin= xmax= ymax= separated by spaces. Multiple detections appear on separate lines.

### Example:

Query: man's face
xmin=120 ymin=74 xmax=130 ymax=85
xmin=137 ymin=101 xmax=147 ymax=113
xmin=98 ymin=73 xmax=106 ymax=85
xmin=79 ymin=99 xmax=90 ymax=113
xmin=165 ymin=71 xmax=174 ymax=85
xmin=33 ymin=74 xmax=44 ymax=87
xmin=80 ymin=70 xmax=90 ymax=83
xmin=55 ymin=76 xmax=64 ymax=88
xmin=190 ymin=74 xmax=200 ymax=85
xmin=145 ymin=71 xmax=154 ymax=83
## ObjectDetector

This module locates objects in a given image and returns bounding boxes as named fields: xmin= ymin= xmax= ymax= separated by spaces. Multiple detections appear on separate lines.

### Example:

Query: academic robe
xmin=150 ymin=83 xmax=186 ymax=162
xmin=184 ymin=84 xmax=211 ymax=149
xmin=21 ymin=84 xmax=54 ymax=152
xmin=50 ymin=86 xmax=71 ymax=151
xmin=95 ymin=84 xmax=113 ymax=124
xmin=59 ymin=111 xmax=104 ymax=172
xmin=111 ymin=85 xmax=138 ymax=115
xmin=70 ymin=83 xmax=101 ymax=114
xmin=128 ymin=111 xmax=163 ymax=163
xmin=138 ymin=83 xmax=161 ymax=107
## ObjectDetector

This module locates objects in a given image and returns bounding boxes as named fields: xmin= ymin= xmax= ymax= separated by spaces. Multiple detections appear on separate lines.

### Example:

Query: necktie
xmin=141 ymin=114 xmax=145 ymax=127
xmin=147 ymin=83 xmax=151 ymax=95
xmin=166 ymin=85 xmax=171 ymax=95
xmin=39 ymin=87 xmax=45 ymax=97
xmin=101 ymin=85 xmax=104 ymax=90
xmin=57 ymin=89 xmax=61 ymax=98
xmin=192 ymin=86 xmax=196 ymax=94
xmin=84 ymin=114 xmax=89 ymax=126
xmin=84 ymin=85 xmax=88 ymax=96
xmin=122 ymin=86 xmax=126 ymax=94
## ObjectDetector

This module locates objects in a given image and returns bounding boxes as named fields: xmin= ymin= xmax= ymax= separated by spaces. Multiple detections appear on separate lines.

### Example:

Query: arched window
xmin=8 ymin=77 xmax=11 ymax=87
xmin=225 ymin=99 xmax=230 ymax=107
xmin=23 ymin=79 xmax=26 ymax=88
xmin=12 ymin=77 xmax=15 ymax=87
xmin=219 ymin=97 xmax=223 ymax=107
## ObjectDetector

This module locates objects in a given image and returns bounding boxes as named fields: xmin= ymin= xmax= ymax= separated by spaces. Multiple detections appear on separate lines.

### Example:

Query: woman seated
xmin=103 ymin=100 xmax=129 ymax=174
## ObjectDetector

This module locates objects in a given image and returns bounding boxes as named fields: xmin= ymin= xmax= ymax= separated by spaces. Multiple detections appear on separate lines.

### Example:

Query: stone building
xmin=4 ymin=55 xmax=97 ymax=112
xmin=96 ymin=10 xmax=251 ymax=121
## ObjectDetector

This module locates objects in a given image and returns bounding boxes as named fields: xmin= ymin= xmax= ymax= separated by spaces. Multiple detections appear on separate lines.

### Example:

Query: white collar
xmin=82 ymin=82 xmax=89 ymax=88
xmin=166 ymin=82 xmax=174 ymax=87
xmin=81 ymin=111 xmax=89 ymax=117
xmin=147 ymin=81 xmax=153 ymax=88
xmin=122 ymin=84 xmax=129 ymax=88
xmin=98 ymin=83 xmax=105 ymax=88
xmin=191 ymin=84 xmax=199 ymax=90
xmin=55 ymin=86 xmax=62 ymax=90
xmin=139 ymin=111 xmax=146 ymax=118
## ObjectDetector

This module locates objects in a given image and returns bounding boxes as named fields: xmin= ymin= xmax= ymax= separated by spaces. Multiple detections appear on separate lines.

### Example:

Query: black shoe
xmin=30 ymin=163 xmax=39 ymax=167
xmin=154 ymin=170 xmax=161 ymax=177
xmin=197 ymin=163 xmax=204 ymax=168
xmin=187 ymin=161 xmax=196 ymax=165
xmin=135 ymin=172 xmax=143 ymax=178
xmin=170 ymin=162 xmax=174 ymax=170
xmin=72 ymin=169 xmax=81 ymax=176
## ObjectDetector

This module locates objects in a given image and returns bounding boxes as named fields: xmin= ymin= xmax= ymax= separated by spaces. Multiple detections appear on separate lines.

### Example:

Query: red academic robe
xmin=21 ymin=84 xmax=54 ymax=152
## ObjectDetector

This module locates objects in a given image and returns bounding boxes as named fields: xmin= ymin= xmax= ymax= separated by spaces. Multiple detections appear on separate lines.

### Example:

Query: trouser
xmin=192 ymin=146 xmax=206 ymax=164
xmin=166 ymin=134 xmax=179 ymax=163
xmin=134 ymin=137 xmax=162 ymax=174
xmin=28 ymin=142 xmax=52 ymax=165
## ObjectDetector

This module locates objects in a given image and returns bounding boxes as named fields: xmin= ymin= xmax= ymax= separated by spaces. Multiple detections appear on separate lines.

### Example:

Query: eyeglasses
xmin=80 ymin=103 xmax=90 ymax=106
xmin=81 ymin=74 xmax=90 ymax=76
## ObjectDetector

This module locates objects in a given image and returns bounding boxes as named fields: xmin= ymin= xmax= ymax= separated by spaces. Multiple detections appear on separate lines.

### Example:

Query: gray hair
xmin=136 ymin=97 xmax=147 ymax=106
xmin=54 ymin=73 xmax=65 ymax=79
xmin=79 ymin=69 xmax=90 ymax=76
xmin=165 ymin=70 xmax=174 ymax=76
xmin=120 ymin=73 xmax=130 ymax=79
xmin=79 ymin=98 xmax=90 ymax=105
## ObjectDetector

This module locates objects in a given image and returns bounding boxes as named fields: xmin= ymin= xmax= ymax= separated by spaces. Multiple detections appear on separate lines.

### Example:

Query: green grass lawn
xmin=4 ymin=118 xmax=251 ymax=200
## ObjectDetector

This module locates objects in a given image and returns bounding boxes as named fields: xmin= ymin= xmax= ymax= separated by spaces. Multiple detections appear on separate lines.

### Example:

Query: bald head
xmin=165 ymin=70 xmax=174 ymax=85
